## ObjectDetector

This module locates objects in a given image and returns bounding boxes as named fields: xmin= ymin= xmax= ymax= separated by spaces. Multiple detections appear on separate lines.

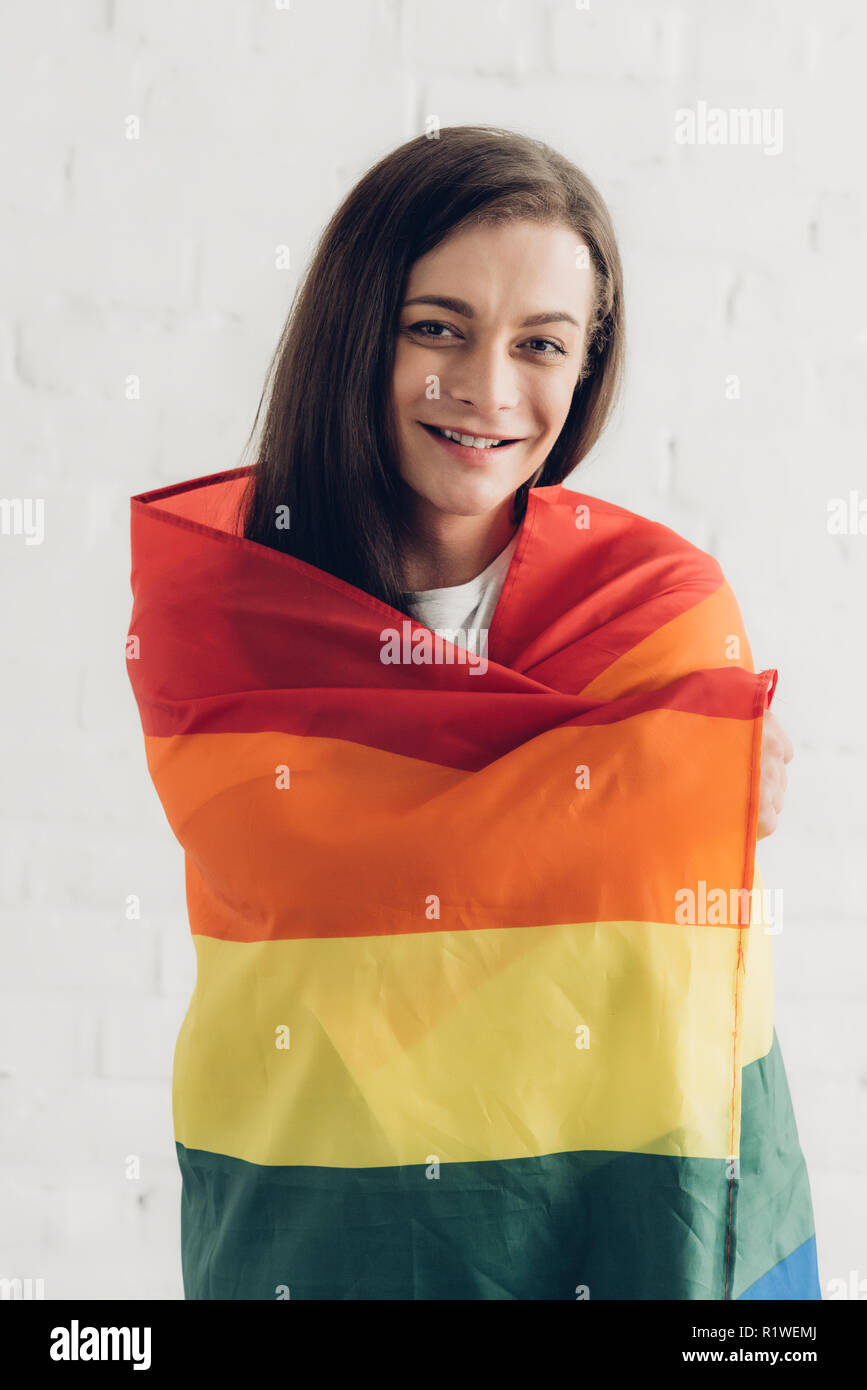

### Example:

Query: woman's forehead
xmin=404 ymin=220 xmax=595 ymax=320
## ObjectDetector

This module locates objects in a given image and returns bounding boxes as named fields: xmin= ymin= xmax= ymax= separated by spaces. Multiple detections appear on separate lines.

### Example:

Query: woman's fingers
xmin=758 ymin=710 xmax=794 ymax=838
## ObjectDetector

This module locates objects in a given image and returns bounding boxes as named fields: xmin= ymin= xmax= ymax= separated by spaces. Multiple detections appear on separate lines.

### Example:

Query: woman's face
xmin=392 ymin=218 xmax=597 ymax=521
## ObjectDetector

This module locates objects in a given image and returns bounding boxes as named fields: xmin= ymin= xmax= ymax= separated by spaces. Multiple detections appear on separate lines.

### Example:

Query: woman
xmin=127 ymin=126 xmax=819 ymax=1300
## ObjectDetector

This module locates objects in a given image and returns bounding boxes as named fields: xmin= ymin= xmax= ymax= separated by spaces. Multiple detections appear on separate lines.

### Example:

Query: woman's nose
xmin=447 ymin=344 xmax=520 ymax=416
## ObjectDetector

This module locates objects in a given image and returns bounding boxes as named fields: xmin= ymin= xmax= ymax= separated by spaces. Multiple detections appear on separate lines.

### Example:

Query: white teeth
xmin=439 ymin=428 xmax=503 ymax=448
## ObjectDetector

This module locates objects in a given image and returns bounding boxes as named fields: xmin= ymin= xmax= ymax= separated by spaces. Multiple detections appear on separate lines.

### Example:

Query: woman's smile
xmin=418 ymin=419 xmax=527 ymax=464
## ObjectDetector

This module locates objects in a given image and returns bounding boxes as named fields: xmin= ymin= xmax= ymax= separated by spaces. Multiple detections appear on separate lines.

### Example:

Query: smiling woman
xmin=393 ymin=218 xmax=600 ymax=590
xmin=127 ymin=125 xmax=819 ymax=1302
xmin=234 ymin=126 xmax=624 ymax=607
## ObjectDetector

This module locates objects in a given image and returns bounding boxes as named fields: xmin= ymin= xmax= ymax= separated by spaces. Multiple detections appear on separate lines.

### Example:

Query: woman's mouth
xmin=419 ymin=421 xmax=524 ymax=462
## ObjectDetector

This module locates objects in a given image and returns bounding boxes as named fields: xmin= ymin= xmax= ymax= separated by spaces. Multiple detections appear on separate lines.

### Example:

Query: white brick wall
xmin=1 ymin=0 xmax=864 ymax=1300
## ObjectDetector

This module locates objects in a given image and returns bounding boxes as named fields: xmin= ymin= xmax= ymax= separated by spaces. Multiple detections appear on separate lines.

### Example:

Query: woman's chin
xmin=417 ymin=486 xmax=516 ymax=519
xmin=399 ymin=469 xmax=523 ymax=519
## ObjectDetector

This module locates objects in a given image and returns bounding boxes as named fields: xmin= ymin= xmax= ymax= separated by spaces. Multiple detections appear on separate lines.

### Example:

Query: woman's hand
xmin=757 ymin=709 xmax=795 ymax=840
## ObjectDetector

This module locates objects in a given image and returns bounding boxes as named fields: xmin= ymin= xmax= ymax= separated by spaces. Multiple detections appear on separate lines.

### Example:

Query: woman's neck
xmin=401 ymin=497 xmax=519 ymax=591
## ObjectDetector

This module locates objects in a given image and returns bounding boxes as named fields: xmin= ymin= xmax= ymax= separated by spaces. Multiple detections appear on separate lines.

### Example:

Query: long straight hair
xmin=234 ymin=125 xmax=625 ymax=611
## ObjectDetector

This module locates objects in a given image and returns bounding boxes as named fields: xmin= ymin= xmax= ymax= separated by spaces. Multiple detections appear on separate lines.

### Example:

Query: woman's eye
xmin=525 ymin=338 xmax=567 ymax=357
xmin=406 ymin=320 xmax=458 ymax=340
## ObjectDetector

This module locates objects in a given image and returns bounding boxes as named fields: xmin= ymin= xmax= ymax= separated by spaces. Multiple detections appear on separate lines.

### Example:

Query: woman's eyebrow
xmin=402 ymin=294 xmax=582 ymax=330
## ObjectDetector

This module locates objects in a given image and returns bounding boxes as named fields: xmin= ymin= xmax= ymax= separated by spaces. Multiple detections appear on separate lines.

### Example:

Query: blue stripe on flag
xmin=738 ymin=1235 xmax=821 ymax=1300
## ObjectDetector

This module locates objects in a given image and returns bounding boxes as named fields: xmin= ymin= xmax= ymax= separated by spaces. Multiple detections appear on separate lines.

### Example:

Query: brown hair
xmin=234 ymin=125 xmax=625 ymax=610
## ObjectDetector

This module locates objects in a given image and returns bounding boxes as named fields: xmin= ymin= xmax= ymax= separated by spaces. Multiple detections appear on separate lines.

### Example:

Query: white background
xmin=1 ymin=0 xmax=864 ymax=1298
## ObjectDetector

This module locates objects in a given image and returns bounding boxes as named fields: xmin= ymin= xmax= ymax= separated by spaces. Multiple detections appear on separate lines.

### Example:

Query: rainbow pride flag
xmin=126 ymin=466 xmax=820 ymax=1300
